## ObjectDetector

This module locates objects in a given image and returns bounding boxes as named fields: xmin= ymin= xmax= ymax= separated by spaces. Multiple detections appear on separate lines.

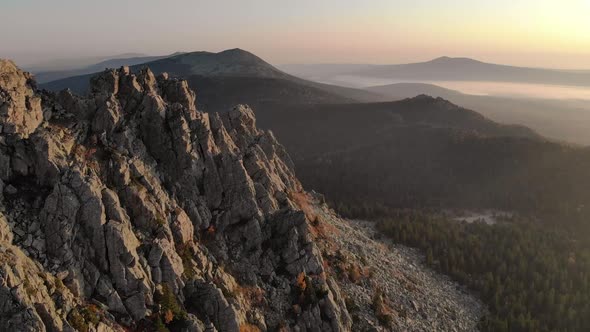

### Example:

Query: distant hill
xmin=255 ymin=95 xmax=539 ymax=161
xmin=282 ymin=57 xmax=590 ymax=87
xmin=367 ymin=83 xmax=463 ymax=100
xmin=351 ymin=57 xmax=590 ymax=86
xmin=366 ymin=82 xmax=590 ymax=146
xmin=32 ymin=53 xmax=183 ymax=83
xmin=40 ymin=49 xmax=385 ymax=105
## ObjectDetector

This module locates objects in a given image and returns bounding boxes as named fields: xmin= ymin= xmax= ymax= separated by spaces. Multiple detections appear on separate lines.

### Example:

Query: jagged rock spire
xmin=0 ymin=60 xmax=43 ymax=138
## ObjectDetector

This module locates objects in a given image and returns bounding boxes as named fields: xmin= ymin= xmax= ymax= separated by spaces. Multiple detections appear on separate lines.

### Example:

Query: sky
xmin=1 ymin=0 xmax=590 ymax=69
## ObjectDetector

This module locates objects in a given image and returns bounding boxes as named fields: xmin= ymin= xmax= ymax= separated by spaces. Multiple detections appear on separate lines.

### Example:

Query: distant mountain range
xmin=32 ymin=53 xmax=184 ymax=83
xmin=39 ymin=49 xmax=384 ymax=105
xmin=280 ymin=59 xmax=590 ymax=146
xmin=281 ymin=57 xmax=590 ymax=87
xmin=37 ymin=50 xmax=590 ymax=146
xmin=23 ymin=52 xmax=150 ymax=72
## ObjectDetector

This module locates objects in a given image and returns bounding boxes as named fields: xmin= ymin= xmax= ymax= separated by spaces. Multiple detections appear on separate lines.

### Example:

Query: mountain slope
xmin=255 ymin=96 xmax=540 ymax=159
xmin=40 ymin=49 xmax=385 ymax=105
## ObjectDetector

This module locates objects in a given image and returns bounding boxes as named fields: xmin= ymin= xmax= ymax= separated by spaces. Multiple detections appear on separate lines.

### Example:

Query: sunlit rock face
xmin=0 ymin=60 xmax=43 ymax=138
xmin=0 ymin=61 xmax=351 ymax=332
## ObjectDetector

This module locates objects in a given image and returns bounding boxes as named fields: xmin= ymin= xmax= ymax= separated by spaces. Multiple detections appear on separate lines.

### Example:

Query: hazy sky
xmin=1 ymin=0 xmax=590 ymax=69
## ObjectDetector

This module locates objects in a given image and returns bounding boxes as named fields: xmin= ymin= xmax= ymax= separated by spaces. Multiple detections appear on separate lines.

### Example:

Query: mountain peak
xmin=173 ymin=48 xmax=261 ymax=62
xmin=219 ymin=47 xmax=249 ymax=55
xmin=428 ymin=56 xmax=482 ymax=65
xmin=123 ymin=48 xmax=291 ymax=82
xmin=405 ymin=94 xmax=459 ymax=108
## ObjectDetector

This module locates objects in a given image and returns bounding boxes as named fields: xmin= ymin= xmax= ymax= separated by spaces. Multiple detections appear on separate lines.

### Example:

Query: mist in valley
xmin=279 ymin=68 xmax=590 ymax=146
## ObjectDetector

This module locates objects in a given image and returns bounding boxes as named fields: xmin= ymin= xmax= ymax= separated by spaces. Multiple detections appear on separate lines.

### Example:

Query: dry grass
xmin=288 ymin=191 xmax=338 ymax=240
xmin=296 ymin=272 xmax=307 ymax=292
xmin=288 ymin=191 xmax=316 ymax=221
xmin=372 ymin=288 xmax=395 ymax=328
xmin=238 ymin=285 xmax=266 ymax=307
xmin=348 ymin=264 xmax=363 ymax=284
xmin=239 ymin=323 xmax=261 ymax=332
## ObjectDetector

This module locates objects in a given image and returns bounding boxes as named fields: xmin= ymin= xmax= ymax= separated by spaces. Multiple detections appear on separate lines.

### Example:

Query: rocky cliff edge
xmin=0 ymin=59 xmax=351 ymax=332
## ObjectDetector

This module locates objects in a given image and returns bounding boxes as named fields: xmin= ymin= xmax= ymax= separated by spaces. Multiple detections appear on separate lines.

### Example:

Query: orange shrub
xmin=239 ymin=324 xmax=261 ymax=332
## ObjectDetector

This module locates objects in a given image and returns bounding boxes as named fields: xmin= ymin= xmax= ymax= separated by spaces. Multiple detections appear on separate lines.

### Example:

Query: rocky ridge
xmin=0 ymin=59 xmax=352 ymax=331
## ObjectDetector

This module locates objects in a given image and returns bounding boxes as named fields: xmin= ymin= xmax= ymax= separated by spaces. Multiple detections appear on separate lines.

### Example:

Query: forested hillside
xmin=300 ymin=128 xmax=590 ymax=230
xmin=258 ymin=98 xmax=590 ymax=234
xmin=374 ymin=211 xmax=590 ymax=332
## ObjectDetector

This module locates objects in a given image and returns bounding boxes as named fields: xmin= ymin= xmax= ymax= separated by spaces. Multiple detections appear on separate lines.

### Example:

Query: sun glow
xmin=2 ymin=0 xmax=590 ymax=68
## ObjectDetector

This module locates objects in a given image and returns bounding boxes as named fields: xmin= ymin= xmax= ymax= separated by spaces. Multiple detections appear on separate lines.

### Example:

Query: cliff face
xmin=0 ymin=60 xmax=351 ymax=331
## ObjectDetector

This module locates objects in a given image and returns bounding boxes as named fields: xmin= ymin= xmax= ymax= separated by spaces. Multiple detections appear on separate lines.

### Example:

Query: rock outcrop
xmin=0 ymin=59 xmax=352 ymax=331
xmin=0 ymin=60 xmax=43 ymax=138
